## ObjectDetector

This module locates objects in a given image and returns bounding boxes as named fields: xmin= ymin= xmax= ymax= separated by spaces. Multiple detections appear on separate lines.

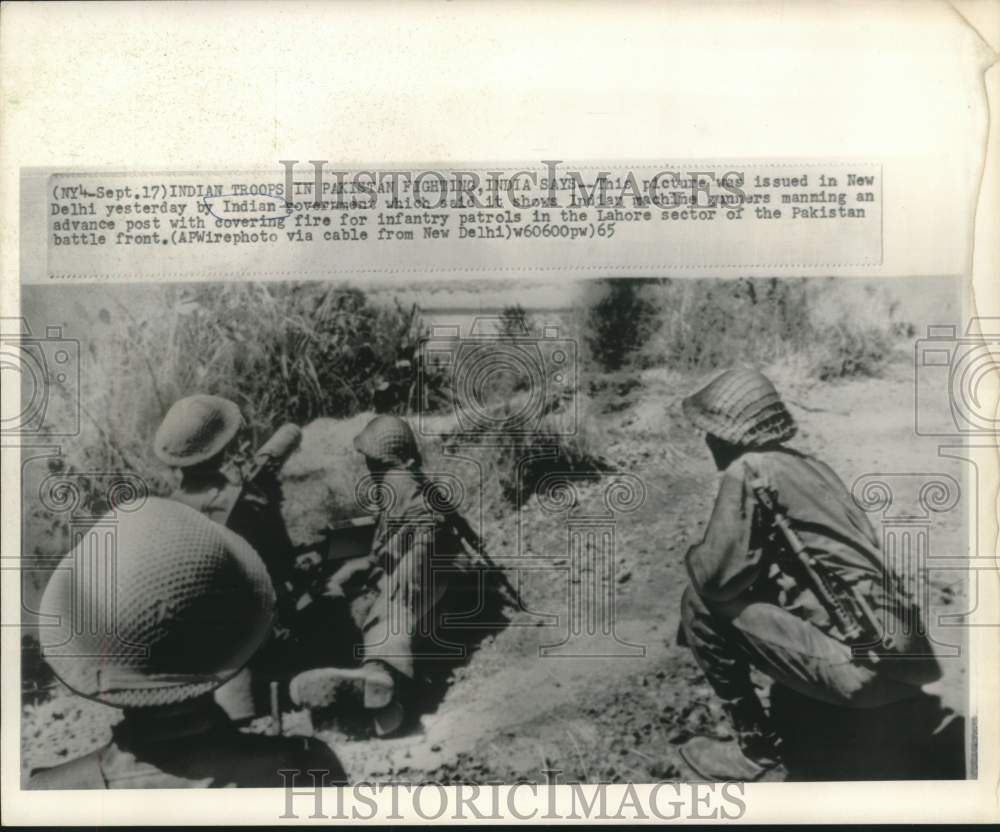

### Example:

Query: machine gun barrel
xmin=247 ymin=423 xmax=302 ymax=483
xmin=446 ymin=511 xmax=524 ymax=611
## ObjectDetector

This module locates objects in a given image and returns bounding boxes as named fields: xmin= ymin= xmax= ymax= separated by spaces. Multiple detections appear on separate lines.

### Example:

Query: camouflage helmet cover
xmin=681 ymin=368 xmax=797 ymax=448
xmin=39 ymin=497 xmax=275 ymax=708
xmin=153 ymin=395 xmax=243 ymax=467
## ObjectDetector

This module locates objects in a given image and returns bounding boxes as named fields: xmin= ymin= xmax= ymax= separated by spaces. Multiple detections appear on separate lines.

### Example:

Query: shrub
xmin=637 ymin=277 xmax=811 ymax=372
xmin=806 ymin=282 xmax=903 ymax=380
xmin=498 ymin=303 xmax=534 ymax=338
xmin=167 ymin=283 xmax=424 ymax=429
xmin=46 ymin=282 xmax=439 ymax=467
xmin=444 ymin=391 xmax=608 ymax=511
xmin=632 ymin=277 xmax=909 ymax=380
xmin=583 ymin=279 xmax=661 ymax=371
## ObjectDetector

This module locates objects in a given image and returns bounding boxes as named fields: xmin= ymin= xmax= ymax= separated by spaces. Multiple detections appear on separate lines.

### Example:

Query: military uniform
xmin=172 ymin=465 xmax=296 ymax=603
xmin=676 ymin=369 xmax=942 ymax=781
xmin=154 ymin=395 xmax=298 ymax=599
xmin=356 ymin=468 xmax=470 ymax=684
xmin=154 ymin=396 xmax=309 ymax=720
xmin=27 ymin=497 xmax=346 ymax=789
xmin=290 ymin=416 xmax=477 ymax=737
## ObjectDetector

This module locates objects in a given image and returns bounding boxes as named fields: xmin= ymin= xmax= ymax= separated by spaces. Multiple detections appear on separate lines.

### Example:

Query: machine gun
xmin=743 ymin=460 xmax=891 ymax=657
xmin=243 ymin=423 xmax=303 ymax=489
xmin=445 ymin=511 xmax=524 ymax=611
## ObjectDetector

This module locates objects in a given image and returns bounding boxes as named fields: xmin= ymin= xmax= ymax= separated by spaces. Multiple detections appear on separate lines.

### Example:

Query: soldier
xmin=152 ymin=395 xmax=306 ymax=722
xmin=153 ymin=395 xmax=296 ymax=593
xmin=27 ymin=497 xmax=347 ymax=789
xmin=676 ymin=368 xmax=941 ymax=781
xmin=289 ymin=415 xmax=474 ymax=738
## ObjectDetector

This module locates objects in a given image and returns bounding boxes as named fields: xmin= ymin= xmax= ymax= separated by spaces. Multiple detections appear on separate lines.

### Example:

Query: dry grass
xmin=580 ymin=277 xmax=912 ymax=381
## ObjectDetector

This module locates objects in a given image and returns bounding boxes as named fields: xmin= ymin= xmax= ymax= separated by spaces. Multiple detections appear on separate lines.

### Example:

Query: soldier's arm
xmin=379 ymin=514 xmax=445 ymax=621
xmin=684 ymin=462 xmax=764 ymax=602
xmin=230 ymin=483 xmax=297 ymax=591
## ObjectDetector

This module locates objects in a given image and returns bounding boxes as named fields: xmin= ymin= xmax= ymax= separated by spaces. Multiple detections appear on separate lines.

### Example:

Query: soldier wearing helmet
xmin=289 ymin=415 xmax=474 ymax=738
xmin=153 ymin=395 xmax=295 ymax=590
xmin=152 ymin=395 xmax=301 ymax=723
xmin=27 ymin=498 xmax=346 ymax=789
xmin=675 ymin=368 xmax=941 ymax=781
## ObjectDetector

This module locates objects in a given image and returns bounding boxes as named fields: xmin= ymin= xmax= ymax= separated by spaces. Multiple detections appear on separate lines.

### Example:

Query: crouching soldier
xmin=153 ymin=395 xmax=298 ymax=595
xmin=152 ymin=395 xmax=303 ymax=722
xmin=676 ymin=369 xmax=941 ymax=781
xmin=27 ymin=498 xmax=347 ymax=789
xmin=290 ymin=415 xmax=473 ymax=738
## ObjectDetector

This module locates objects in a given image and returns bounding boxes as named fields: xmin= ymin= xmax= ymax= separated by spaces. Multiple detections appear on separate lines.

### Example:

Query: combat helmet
xmin=38 ymin=497 xmax=275 ymax=708
xmin=353 ymin=415 xmax=420 ymax=467
xmin=153 ymin=395 xmax=243 ymax=467
xmin=681 ymin=368 xmax=796 ymax=448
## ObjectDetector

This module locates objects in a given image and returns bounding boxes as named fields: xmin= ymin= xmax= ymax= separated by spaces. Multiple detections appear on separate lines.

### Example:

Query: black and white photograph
xmin=15 ymin=274 xmax=971 ymax=788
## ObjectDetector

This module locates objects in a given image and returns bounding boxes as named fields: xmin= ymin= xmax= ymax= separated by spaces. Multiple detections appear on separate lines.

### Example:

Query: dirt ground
xmin=21 ymin=363 xmax=969 ymax=783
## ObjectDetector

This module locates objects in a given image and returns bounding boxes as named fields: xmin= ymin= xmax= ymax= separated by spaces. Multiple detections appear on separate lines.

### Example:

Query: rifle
xmin=743 ymin=460 xmax=889 ymax=654
xmin=446 ymin=511 xmax=524 ymax=611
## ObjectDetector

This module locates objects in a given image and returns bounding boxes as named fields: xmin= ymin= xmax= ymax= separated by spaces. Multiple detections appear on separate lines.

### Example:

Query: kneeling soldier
xmin=290 ymin=415 xmax=472 ymax=738
xmin=27 ymin=497 xmax=347 ymax=789
xmin=677 ymin=368 xmax=941 ymax=781
xmin=153 ymin=395 xmax=306 ymax=722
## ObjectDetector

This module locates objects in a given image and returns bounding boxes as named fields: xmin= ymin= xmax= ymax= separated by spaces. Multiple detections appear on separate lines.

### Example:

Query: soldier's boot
xmin=289 ymin=662 xmax=404 ymax=737
xmin=679 ymin=697 xmax=784 ymax=782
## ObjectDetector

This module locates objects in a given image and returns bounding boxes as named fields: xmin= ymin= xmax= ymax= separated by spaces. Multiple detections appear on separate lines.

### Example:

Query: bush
xmin=583 ymin=279 xmax=661 ymax=371
xmin=630 ymin=277 xmax=908 ymax=379
xmin=636 ymin=277 xmax=811 ymax=372
xmin=165 ymin=283 xmax=424 ymax=429
xmin=444 ymin=392 xmax=609 ymax=511
xmin=498 ymin=303 xmax=534 ymax=338
xmin=48 ymin=283 xmax=437 ymax=469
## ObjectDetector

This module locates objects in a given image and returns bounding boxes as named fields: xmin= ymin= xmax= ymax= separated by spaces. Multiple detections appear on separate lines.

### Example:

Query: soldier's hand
xmin=323 ymin=573 xmax=347 ymax=599
xmin=323 ymin=557 xmax=371 ymax=599
xmin=294 ymin=551 xmax=323 ymax=574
